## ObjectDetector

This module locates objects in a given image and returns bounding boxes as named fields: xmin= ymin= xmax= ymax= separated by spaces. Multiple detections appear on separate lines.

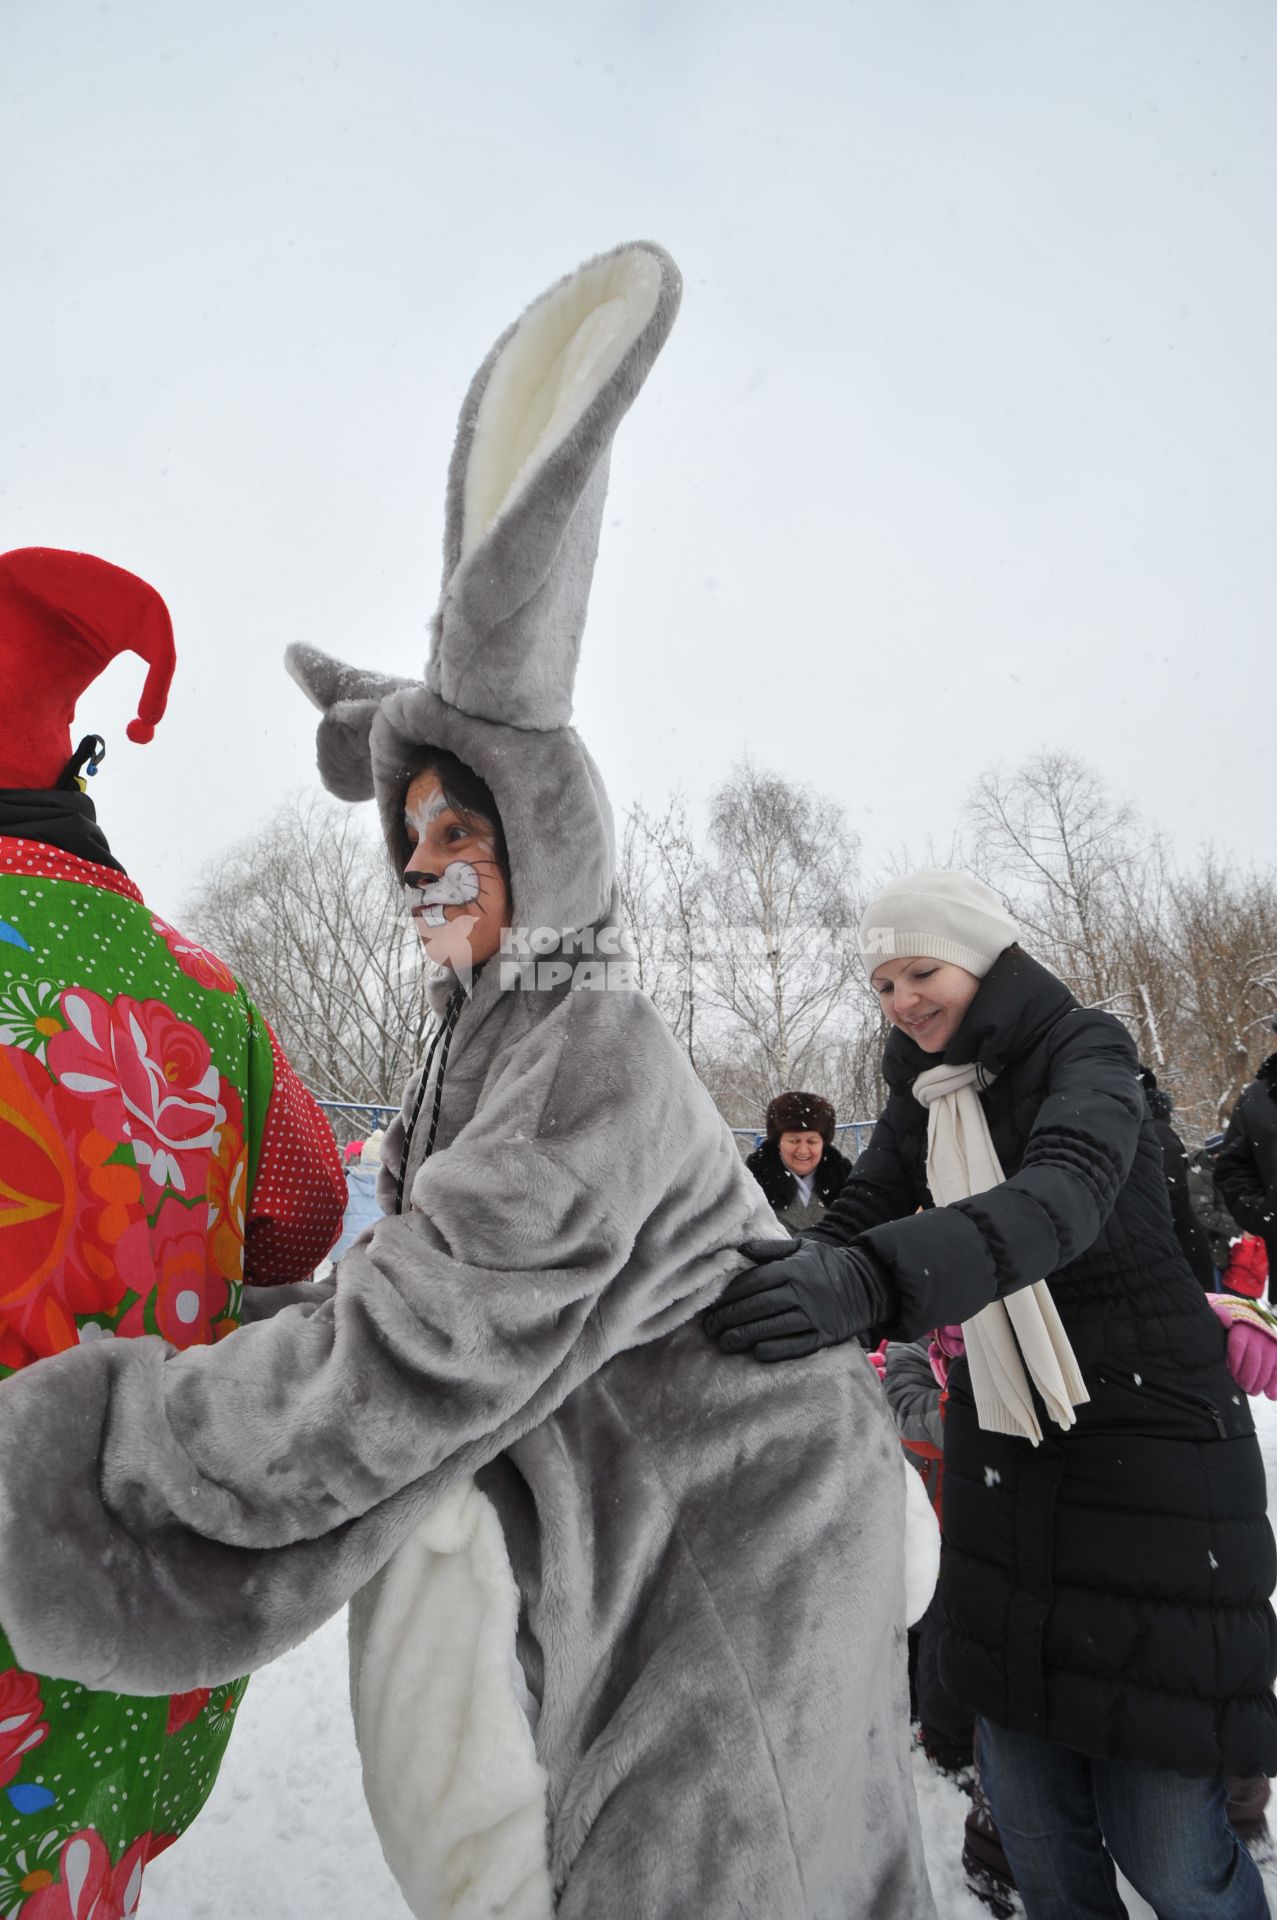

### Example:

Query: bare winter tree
xmin=184 ymin=791 xmax=432 ymax=1134
xmin=966 ymin=749 xmax=1164 ymax=1010
xmin=616 ymin=796 xmax=703 ymax=1067
xmin=700 ymin=760 xmax=867 ymax=1123
xmin=965 ymin=749 xmax=1277 ymax=1140
xmin=1166 ymin=856 xmax=1277 ymax=1129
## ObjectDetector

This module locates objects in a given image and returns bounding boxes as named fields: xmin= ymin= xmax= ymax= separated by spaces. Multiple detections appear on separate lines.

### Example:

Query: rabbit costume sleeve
xmin=0 ymin=245 xmax=934 ymax=1920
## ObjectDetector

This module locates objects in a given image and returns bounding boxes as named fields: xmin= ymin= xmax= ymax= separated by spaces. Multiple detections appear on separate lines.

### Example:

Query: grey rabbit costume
xmin=0 ymin=245 xmax=936 ymax=1917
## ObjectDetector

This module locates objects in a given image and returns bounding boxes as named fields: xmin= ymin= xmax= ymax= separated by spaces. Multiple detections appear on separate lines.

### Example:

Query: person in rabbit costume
xmin=0 ymin=243 xmax=937 ymax=1920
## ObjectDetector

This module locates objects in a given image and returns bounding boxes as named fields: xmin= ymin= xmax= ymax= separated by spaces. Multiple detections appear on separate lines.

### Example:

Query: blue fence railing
xmin=318 ymin=1101 xmax=875 ymax=1161
xmin=316 ymin=1100 xmax=399 ymax=1138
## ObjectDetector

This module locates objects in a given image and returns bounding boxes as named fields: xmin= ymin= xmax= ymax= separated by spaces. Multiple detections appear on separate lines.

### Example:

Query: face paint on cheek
xmin=407 ymin=860 xmax=483 ymax=927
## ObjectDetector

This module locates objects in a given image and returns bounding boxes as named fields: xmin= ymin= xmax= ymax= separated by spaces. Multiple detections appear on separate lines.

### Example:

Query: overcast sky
xmin=4 ymin=0 xmax=1272 ymax=914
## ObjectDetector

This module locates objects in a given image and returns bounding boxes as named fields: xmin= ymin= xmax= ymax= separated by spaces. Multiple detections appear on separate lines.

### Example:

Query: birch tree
xmin=184 ymin=792 xmax=432 ymax=1126
xmin=702 ymin=760 xmax=864 ymax=1115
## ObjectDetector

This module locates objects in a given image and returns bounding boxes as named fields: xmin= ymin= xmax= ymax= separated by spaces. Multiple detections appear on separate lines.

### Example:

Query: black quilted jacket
xmin=810 ymin=949 xmax=1277 ymax=1778
xmin=1216 ymin=1055 xmax=1277 ymax=1269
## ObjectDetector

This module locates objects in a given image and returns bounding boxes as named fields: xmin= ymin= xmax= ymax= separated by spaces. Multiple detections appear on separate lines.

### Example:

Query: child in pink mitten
xmin=1208 ymin=1294 xmax=1277 ymax=1399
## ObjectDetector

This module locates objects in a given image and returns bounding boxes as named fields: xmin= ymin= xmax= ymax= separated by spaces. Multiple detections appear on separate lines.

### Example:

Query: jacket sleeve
xmin=0 ymin=991 xmax=763 ymax=1693
xmin=806 ymin=1098 xmax=927 ymax=1245
xmin=856 ymin=1010 xmax=1145 ymax=1339
xmin=1158 ymin=1124 xmax=1216 ymax=1288
xmin=881 ymin=1341 xmax=944 ymax=1449
xmin=1187 ymin=1156 xmax=1240 ymax=1268
xmin=1215 ymin=1102 xmax=1275 ymax=1243
xmin=242 ymin=1016 xmax=347 ymax=1282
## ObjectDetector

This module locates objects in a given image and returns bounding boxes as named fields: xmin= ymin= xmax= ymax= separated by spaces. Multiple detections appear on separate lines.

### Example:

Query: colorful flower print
xmin=204 ymin=1678 xmax=248 ymax=1740
xmin=148 ymin=919 xmax=236 ymax=995
xmin=20 ymin=1829 xmax=171 ymax=1920
xmin=0 ymin=984 xmax=65 ymax=1064
xmin=107 ymin=1199 xmax=226 ymax=1351
xmin=0 ymin=1048 xmax=149 ymax=1361
xmin=207 ymin=1109 xmax=247 ymax=1290
xmin=163 ymin=1689 xmax=211 ymax=1735
xmin=0 ymin=1828 xmax=63 ymax=1913
xmin=5 ymin=1782 xmax=55 ymax=1816
xmin=46 ymin=993 xmax=226 ymax=1197
xmin=0 ymin=1670 xmax=47 ymax=1790
xmin=148 ymin=1200 xmax=227 ymax=1349
xmin=0 ymin=924 xmax=31 ymax=952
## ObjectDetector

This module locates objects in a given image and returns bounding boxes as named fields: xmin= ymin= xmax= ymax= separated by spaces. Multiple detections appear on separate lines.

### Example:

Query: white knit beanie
xmin=858 ymin=870 xmax=1020 ymax=980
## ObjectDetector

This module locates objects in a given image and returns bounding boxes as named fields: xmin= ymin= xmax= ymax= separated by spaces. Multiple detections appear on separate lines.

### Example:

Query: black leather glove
xmin=704 ymin=1237 xmax=896 ymax=1361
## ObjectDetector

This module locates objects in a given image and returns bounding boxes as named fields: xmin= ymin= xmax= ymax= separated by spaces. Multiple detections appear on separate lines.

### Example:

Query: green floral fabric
xmin=0 ymin=843 xmax=281 ymax=1915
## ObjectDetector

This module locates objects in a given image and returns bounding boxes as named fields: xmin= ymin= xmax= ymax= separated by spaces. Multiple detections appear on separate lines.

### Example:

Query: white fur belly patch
xmin=903 ymin=1455 xmax=941 ymax=1627
xmin=349 ymin=1479 xmax=554 ymax=1920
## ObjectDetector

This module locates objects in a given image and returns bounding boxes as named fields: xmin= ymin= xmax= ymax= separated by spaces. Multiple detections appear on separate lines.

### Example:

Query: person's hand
xmin=868 ymin=1340 xmax=889 ymax=1383
xmin=1227 ymin=1323 xmax=1277 ymax=1399
xmin=704 ymin=1237 xmax=895 ymax=1361
xmin=1208 ymin=1293 xmax=1277 ymax=1399
xmin=933 ymin=1323 xmax=966 ymax=1360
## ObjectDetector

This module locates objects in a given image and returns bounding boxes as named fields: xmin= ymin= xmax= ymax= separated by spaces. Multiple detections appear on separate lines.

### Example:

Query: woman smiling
xmin=746 ymin=1090 xmax=851 ymax=1233
xmin=710 ymin=867 xmax=1277 ymax=1920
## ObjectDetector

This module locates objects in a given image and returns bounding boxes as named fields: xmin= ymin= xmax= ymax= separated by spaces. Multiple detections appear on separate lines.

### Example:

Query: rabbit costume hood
xmin=0 ymin=244 xmax=934 ymax=1920
xmin=286 ymin=242 xmax=674 ymax=944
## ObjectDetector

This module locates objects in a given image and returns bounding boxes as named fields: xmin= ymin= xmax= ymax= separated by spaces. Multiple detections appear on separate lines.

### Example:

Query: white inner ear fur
xmin=461 ymin=249 xmax=664 ymax=559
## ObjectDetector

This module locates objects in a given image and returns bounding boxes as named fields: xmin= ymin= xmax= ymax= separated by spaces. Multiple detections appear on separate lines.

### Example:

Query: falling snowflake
xmin=984 ymin=1467 xmax=1001 ymax=1489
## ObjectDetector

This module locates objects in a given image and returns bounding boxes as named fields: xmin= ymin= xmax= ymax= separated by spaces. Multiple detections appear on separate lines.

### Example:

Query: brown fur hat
xmin=765 ymin=1091 xmax=836 ymax=1145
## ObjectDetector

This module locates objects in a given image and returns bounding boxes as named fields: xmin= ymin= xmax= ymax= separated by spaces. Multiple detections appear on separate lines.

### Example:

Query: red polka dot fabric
xmin=245 ymin=1022 xmax=346 ymax=1282
xmin=0 ymin=836 xmax=143 ymax=904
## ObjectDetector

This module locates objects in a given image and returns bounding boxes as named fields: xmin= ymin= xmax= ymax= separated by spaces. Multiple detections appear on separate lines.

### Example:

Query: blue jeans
xmin=978 ymin=1718 xmax=1268 ymax=1920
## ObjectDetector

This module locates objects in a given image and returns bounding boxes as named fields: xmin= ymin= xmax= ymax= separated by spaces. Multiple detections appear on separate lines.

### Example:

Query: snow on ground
xmin=144 ymin=1399 xmax=1277 ymax=1918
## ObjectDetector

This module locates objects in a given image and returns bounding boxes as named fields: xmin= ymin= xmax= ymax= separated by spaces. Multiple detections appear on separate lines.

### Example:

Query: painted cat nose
xmin=404 ymin=868 xmax=440 ymax=888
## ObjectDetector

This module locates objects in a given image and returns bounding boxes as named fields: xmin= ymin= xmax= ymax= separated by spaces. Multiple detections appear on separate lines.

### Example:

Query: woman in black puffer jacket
xmin=708 ymin=870 xmax=1277 ymax=1920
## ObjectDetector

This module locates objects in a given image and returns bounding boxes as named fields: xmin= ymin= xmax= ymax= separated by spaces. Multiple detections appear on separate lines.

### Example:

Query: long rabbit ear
xmin=285 ymin=643 xmax=412 ymax=802
xmin=428 ymin=241 xmax=681 ymax=731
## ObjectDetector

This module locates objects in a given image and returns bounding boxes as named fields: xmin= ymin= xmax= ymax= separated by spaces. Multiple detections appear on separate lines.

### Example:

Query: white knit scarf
xmin=913 ymin=1061 xmax=1089 ymax=1446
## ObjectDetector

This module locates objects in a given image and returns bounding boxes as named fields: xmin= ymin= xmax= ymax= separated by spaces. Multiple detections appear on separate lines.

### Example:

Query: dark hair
xmin=397 ymin=747 xmax=510 ymax=888
xmin=1139 ymin=1064 xmax=1174 ymax=1121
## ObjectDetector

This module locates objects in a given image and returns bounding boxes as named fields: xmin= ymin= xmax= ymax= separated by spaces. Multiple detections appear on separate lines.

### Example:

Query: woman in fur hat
xmin=0 ymin=248 xmax=937 ymax=1920
xmin=709 ymin=868 xmax=1277 ymax=1920
xmin=746 ymin=1090 xmax=852 ymax=1233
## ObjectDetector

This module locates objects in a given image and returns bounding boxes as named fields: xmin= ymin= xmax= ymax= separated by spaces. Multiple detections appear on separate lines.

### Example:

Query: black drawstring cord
xmin=394 ymin=986 xmax=465 ymax=1215
xmin=419 ymin=992 xmax=463 ymax=1167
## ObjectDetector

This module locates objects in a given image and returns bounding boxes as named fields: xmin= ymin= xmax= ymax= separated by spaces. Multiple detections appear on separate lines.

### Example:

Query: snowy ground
xmin=144 ymin=1400 xmax=1277 ymax=1918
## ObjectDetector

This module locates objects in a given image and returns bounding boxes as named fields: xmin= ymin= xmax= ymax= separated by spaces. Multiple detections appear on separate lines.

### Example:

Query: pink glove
xmin=1226 ymin=1324 xmax=1277 ymax=1399
xmin=868 ymin=1340 xmax=888 ymax=1383
xmin=927 ymin=1324 xmax=966 ymax=1387
xmin=1208 ymin=1293 xmax=1277 ymax=1400
xmin=1221 ymin=1328 xmax=1275 ymax=1405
